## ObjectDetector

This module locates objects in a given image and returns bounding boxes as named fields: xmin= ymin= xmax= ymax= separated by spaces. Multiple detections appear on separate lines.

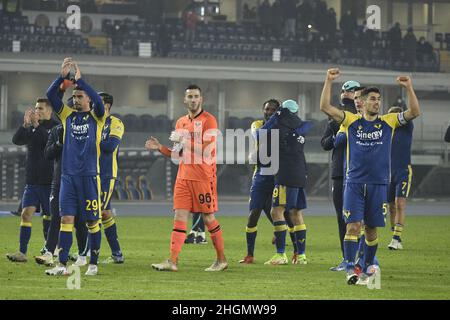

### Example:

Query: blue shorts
xmin=249 ymin=170 xmax=275 ymax=212
xmin=59 ymin=174 xmax=101 ymax=221
xmin=272 ymin=185 xmax=307 ymax=211
xmin=388 ymin=165 xmax=413 ymax=202
xmin=101 ymin=177 xmax=116 ymax=211
xmin=343 ymin=182 xmax=388 ymax=228
xmin=22 ymin=184 xmax=51 ymax=216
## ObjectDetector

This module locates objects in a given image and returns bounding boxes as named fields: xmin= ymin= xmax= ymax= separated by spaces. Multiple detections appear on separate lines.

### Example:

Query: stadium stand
xmin=0 ymin=5 xmax=442 ymax=72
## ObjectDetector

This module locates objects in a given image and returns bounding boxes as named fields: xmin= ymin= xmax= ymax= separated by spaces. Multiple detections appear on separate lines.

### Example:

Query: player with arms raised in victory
xmin=45 ymin=57 xmax=105 ymax=276
xmin=320 ymin=68 xmax=420 ymax=285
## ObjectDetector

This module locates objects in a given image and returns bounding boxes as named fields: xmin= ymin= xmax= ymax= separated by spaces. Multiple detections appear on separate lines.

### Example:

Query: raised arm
xmin=72 ymin=62 xmax=104 ymax=118
xmin=320 ymin=68 xmax=345 ymax=123
xmin=397 ymin=76 xmax=420 ymax=122
xmin=46 ymin=58 xmax=73 ymax=113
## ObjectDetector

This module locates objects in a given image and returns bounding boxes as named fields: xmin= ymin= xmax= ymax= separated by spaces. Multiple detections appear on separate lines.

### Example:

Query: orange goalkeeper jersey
xmin=175 ymin=110 xmax=217 ymax=182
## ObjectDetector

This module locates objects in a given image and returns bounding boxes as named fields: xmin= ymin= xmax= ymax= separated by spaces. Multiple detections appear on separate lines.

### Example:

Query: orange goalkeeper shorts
xmin=173 ymin=178 xmax=218 ymax=213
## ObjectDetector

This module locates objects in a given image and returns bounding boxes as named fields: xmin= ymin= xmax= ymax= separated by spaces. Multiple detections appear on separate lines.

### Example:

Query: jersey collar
xmin=188 ymin=109 xmax=204 ymax=121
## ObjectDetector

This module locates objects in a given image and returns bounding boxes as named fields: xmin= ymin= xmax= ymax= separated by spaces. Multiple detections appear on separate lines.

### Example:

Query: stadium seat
xmin=114 ymin=179 xmax=129 ymax=200
xmin=122 ymin=114 xmax=140 ymax=132
xmin=241 ymin=117 xmax=255 ymax=130
xmin=227 ymin=116 xmax=240 ymax=129
xmin=125 ymin=176 xmax=141 ymax=200
xmin=138 ymin=175 xmax=153 ymax=200
xmin=154 ymin=115 xmax=171 ymax=133
xmin=140 ymin=114 xmax=153 ymax=129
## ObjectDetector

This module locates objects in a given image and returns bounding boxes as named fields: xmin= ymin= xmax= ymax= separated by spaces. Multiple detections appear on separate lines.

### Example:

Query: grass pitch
xmin=0 ymin=215 xmax=449 ymax=300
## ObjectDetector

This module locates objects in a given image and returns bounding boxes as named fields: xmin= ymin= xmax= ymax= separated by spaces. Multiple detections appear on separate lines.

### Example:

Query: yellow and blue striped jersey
xmin=250 ymin=119 xmax=264 ymax=172
xmin=100 ymin=116 xmax=124 ymax=178
xmin=341 ymin=111 xmax=405 ymax=184
xmin=57 ymin=104 xmax=106 ymax=176
xmin=251 ymin=119 xmax=264 ymax=145
xmin=391 ymin=121 xmax=413 ymax=173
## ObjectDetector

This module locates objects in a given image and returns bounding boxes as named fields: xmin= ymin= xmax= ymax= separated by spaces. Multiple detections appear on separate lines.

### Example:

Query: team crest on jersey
xmin=343 ymin=210 xmax=351 ymax=219
xmin=374 ymin=123 xmax=382 ymax=129
xmin=358 ymin=125 xmax=363 ymax=130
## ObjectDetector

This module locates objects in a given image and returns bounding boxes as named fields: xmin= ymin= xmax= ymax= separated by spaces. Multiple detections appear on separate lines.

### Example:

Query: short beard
xmin=189 ymin=105 xmax=200 ymax=113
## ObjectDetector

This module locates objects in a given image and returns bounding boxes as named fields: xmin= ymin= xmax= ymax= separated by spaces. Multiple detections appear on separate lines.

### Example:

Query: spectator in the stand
xmin=297 ymin=0 xmax=313 ymax=32
xmin=340 ymin=10 xmax=357 ymax=49
xmin=403 ymin=27 xmax=417 ymax=71
xmin=417 ymin=36 xmax=435 ymax=64
xmin=243 ymin=3 xmax=256 ymax=20
xmin=283 ymin=0 xmax=298 ymax=38
xmin=158 ymin=21 xmax=170 ymax=57
xmin=271 ymin=0 xmax=284 ymax=38
xmin=388 ymin=22 xmax=402 ymax=65
xmin=359 ymin=20 xmax=376 ymax=61
xmin=324 ymin=7 xmax=337 ymax=39
xmin=313 ymin=0 xmax=327 ymax=34
xmin=183 ymin=3 xmax=198 ymax=44
xmin=258 ymin=0 xmax=272 ymax=36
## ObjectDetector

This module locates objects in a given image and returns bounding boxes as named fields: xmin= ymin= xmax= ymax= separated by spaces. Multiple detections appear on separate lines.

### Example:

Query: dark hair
xmin=388 ymin=106 xmax=403 ymax=113
xmin=185 ymin=84 xmax=202 ymax=93
xmin=263 ymin=99 xmax=280 ymax=109
xmin=36 ymin=98 xmax=50 ymax=105
xmin=361 ymin=87 xmax=381 ymax=98
xmin=98 ymin=92 xmax=113 ymax=107
xmin=73 ymin=86 xmax=84 ymax=91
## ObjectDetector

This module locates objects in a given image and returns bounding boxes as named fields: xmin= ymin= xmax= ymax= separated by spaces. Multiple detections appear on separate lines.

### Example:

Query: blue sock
xmin=103 ymin=217 xmax=122 ymax=256
xmin=246 ymin=226 xmax=257 ymax=256
xmin=273 ymin=221 xmax=287 ymax=254
xmin=357 ymin=234 xmax=365 ymax=266
xmin=344 ymin=234 xmax=359 ymax=272
xmin=364 ymin=238 xmax=379 ymax=271
xmin=59 ymin=223 xmax=74 ymax=265
xmin=288 ymin=229 xmax=298 ymax=254
xmin=75 ymin=215 xmax=89 ymax=256
xmin=19 ymin=222 xmax=32 ymax=254
xmin=88 ymin=222 xmax=102 ymax=265
xmin=42 ymin=215 xmax=51 ymax=241
xmin=45 ymin=214 xmax=61 ymax=254
xmin=284 ymin=213 xmax=298 ymax=254
xmin=294 ymin=224 xmax=306 ymax=255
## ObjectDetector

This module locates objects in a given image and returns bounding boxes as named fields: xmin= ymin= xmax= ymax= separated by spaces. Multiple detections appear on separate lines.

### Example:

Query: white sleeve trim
xmin=398 ymin=112 xmax=408 ymax=126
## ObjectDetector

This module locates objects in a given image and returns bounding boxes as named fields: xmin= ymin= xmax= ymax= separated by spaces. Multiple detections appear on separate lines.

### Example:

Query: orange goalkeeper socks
xmin=206 ymin=219 xmax=225 ymax=261
xmin=170 ymin=220 xmax=187 ymax=264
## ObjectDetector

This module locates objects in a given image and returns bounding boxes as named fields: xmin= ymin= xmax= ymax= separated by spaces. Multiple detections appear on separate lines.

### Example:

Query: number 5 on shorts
xmin=382 ymin=203 xmax=388 ymax=222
